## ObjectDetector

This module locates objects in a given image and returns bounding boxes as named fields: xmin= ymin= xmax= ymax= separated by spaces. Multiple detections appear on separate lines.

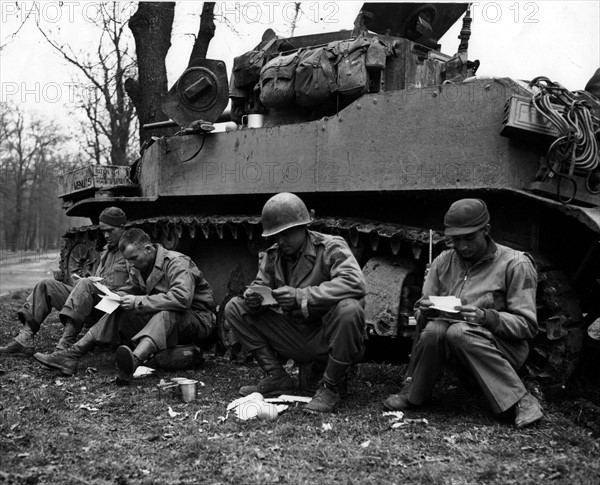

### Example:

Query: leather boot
xmin=2 ymin=324 xmax=36 ymax=356
xmin=115 ymin=338 xmax=157 ymax=385
xmin=303 ymin=356 xmax=350 ymax=414
xmin=34 ymin=331 xmax=96 ymax=376
xmin=55 ymin=319 xmax=84 ymax=351
xmin=239 ymin=347 xmax=295 ymax=397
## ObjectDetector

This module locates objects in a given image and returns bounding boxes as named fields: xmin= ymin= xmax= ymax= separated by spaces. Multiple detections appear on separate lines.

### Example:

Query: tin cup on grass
xmin=179 ymin=379 xmax=198 ymax=403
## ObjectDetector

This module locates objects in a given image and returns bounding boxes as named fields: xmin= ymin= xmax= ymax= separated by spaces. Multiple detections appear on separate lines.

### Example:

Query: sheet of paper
xmin=95 ymin=296 xmax=120 ymax=314
xmin=429 ymin=296 xmax=462 ymax=313
xmin=93 ymin=281 xmax=121 ymax=300
xmin=247 ymin=285 xmax=278 ymax=305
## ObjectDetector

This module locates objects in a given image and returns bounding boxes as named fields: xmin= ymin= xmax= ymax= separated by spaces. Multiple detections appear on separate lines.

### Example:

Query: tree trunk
xmin=188 ymin=2 xmax=216 ymax=64
xmin=126 ymin=2 xmax=175 ymax=146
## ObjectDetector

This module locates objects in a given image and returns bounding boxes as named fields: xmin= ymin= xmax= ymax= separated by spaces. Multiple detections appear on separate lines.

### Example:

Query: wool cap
xmin=444 ymin=199 xmax=490 ymax=236
xmin=99 ymin=207 xmax=126 ymax=227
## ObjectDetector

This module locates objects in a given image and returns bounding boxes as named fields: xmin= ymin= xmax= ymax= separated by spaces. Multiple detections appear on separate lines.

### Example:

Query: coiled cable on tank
xmin=529 ymin=76 xmax=600 ymax=202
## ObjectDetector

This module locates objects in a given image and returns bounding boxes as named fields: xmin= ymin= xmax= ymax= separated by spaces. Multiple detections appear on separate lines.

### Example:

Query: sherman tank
xmin=56 ymin=3 xmax=600 ymax=387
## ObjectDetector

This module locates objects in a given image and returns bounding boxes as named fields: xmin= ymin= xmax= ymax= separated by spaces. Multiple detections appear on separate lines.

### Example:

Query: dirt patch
xmin=1 ymin=291 xmax=599 ymax=484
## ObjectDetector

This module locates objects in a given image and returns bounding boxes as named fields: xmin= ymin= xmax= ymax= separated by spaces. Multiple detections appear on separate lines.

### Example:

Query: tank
xmin=56 ymin=3 xmax=600 ymax=387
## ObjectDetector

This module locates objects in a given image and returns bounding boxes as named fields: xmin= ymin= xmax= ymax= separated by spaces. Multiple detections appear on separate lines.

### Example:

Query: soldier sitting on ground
xmin=0 ymin=207 xmax=128 ymax=356
xmin=383 ymin=198 xmax=543 ymax=428
xmin=34 ymin=228 xmax=216 ymax=384
xmin=224 ymin=192 xmax=367 ymax=413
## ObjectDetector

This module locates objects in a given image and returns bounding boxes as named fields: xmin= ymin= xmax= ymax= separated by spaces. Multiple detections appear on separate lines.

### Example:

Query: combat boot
xmin=382 ymin=381 xmax=415 ymax=411
xmin=0 ymin=339 xmax=35 ymax=357
xmin=515 ymin=392 xmax=543 ymax=428
xmin=0 ymin=325 xmax=35 ymax=356
xmin=115 ymin=338 xmax=157 ymax=385
xmin=303 ymin=356 xmax=349 ymax=414
xmin=34 ymin=331 xmax=96 ymax=376
xmin=55 ymin=319 xmax=84 ymax=351
xmin=239 ymin=347 xmax=295 ymax=397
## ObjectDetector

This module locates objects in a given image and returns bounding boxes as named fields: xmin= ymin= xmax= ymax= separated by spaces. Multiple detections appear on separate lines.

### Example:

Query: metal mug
xmin=241 ymin=114 xmax=264 ymax=128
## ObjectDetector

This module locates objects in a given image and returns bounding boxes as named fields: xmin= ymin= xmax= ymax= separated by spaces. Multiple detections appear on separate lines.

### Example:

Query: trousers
xmin=18 ymin=279 xmax=73 ymax=332
xmin=408 ymin=320 xmax=528 ymax=413
xmin=18 ymin=278 xmax=103 ymax=334
xmin=224 ymin=297 xmax=365 ymax=365
xmin=87 ymin=308 xmax=215 ymax=350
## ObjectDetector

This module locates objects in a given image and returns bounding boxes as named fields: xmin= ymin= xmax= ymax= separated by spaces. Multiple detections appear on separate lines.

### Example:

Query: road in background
xmin=0 ymin=251 xmax=60 ymax=296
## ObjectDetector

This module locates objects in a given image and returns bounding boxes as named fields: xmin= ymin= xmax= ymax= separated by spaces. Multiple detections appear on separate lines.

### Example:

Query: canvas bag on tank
xmin=259 ymin=51 xmax=301 ymax=109
xmin=295 ymin=47 xmax=338 ymax=107
xmin=232 ymin=37 xmax=278 ymax=89
xmin=332 ymin=37 xmax=371 ymax=99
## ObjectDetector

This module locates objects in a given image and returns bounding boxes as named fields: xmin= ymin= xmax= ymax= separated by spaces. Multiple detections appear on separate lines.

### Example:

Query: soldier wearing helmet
xmin=383 ymin=199 xmax=543 ymax=428
xmin=224 ymin=192 xmax=367 ymax=413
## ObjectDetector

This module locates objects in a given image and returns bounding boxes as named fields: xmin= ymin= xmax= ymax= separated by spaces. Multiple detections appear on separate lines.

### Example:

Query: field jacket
xmin=95 ymin=245 xmax=128 ymax=290
xmin=119 ymin=244 xmax=215 ymax=315
xmin=422 ymin=238 xmax=538 ymax=340
xmin=253 ymin=229 xmax=366 ymax=320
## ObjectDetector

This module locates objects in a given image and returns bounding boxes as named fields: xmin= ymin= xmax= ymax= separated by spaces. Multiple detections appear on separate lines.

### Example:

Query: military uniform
xmin=86 ymin=244 xmax=215 ymax=351
xmin=225 ymin=229 xmax=366 ymax=376
xmin=14 ymin=245 xmax=127 ymax=345
xmin=408 ymin=239 xmax=538 ymax=413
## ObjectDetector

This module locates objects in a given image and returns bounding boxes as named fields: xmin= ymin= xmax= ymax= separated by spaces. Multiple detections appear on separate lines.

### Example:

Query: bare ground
xmin=0 ymin=289 xmax=599 ymax=485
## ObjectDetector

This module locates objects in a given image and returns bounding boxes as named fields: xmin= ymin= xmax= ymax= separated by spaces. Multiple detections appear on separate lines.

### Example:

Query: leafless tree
xmin=125 ymin=2 xmax=216 ymax=146
xmin=0 ymin=102 xmax=74 ymax=251
xmin=37 ymin=3 xmax=137 ymax=166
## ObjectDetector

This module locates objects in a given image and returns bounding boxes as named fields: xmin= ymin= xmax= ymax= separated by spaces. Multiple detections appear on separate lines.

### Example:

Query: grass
xmin=1 ymin=290 xmax=599 ymax=485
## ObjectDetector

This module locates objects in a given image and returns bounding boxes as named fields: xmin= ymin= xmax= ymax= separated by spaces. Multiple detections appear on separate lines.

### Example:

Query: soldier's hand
xmin=415 ymin=297 xmax=437 ymax=317
xmin=120 ymin=295 xmax=136 ymax=310
xmin=272 ymin=286 xmax=297 ymax=311
xmin=243 ymin=290 xmax=263 ymax=310
xmin=457 ymin=305 xmax=484 ymax=325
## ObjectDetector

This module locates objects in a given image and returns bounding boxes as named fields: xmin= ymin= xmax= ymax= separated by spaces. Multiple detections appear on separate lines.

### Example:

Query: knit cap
xmin=99 ymin=207 xmax=126 ymax=227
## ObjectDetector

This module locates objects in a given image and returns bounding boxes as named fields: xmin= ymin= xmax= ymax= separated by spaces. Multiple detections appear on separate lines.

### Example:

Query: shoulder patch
xmin=521 ymin=276 xmax=535 ymax=290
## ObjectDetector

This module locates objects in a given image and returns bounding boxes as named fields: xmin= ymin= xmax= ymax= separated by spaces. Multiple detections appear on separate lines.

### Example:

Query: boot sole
xmin=115 ymin=346 xmax=136 ymax=374
xmin=33 ymin=353 xmax=75 ymax=376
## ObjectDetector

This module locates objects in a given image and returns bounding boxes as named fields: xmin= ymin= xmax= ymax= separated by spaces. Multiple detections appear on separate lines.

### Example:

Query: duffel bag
xmin=232 ymin=37 xmax=277 ymax=89
xmin=259 ymin=51 xmax=301 ymax=109
xmin=295 ymin=47 xmax=338 ymax=107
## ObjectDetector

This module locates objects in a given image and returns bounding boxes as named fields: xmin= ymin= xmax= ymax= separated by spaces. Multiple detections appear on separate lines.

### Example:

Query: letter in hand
xmin=243 ymin=288 xmax=264 ymax=310
xmin=120 ymin=294 xmax=137 ymax=311
xmin=457 ymin=304 xmax=482 ymax=325
xmin=272 ymin=286 xmax=297 ymax=311
xmin=415 ymin=297 xmax=438 ymax=318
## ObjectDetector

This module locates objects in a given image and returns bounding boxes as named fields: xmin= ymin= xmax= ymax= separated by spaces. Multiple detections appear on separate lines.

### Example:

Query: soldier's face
xmin=100 ymin=223 xmax=124 ymax=249
xmin=450 ymin=226 xmax=490 ymax=261
xmin=275 ymin=226 xmax=307 ymax=256
xmin=122 ymin=243 xmax=154 ymax=272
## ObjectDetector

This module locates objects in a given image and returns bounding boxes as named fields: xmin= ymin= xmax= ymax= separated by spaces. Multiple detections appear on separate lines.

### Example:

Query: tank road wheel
xmin=57 ymin=233 xmax=100 ymax=284
xmin=528 ymin=269 xmax=585 ymax=389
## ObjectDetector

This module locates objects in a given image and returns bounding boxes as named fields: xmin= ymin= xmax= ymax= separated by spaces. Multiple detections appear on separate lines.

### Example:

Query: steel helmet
xmin=261 ymin=192 xmax=312 ymax=237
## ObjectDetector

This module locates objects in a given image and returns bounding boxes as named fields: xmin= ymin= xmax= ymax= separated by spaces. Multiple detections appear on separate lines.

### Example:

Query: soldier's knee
xmin=334 ymin=298 xmax=364 ymax=319
xmin=420 ymin=322 xmax=449 ymax=346
xmin=223 ymin=297 xmax=246 ymax=326
xmin=73 ymin=278 xmax=95 ymax=291
xmin=446 ymin=323 xmax=471 ymax=348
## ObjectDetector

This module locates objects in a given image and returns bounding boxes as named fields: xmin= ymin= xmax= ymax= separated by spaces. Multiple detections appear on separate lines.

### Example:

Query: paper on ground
xmin=247 ymin=285 xmax=278 ymax=305
xmin=429 ymin=296 xmax=462 ymax=313
xmin=133 ymin=365 xmax=155 ymax=378
xmin=265 ymin=395 xmax=312 ymax=404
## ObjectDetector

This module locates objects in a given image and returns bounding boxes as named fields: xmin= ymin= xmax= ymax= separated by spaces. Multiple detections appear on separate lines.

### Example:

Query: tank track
xmin=57 ymin=214 xmax=584 ymax=386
